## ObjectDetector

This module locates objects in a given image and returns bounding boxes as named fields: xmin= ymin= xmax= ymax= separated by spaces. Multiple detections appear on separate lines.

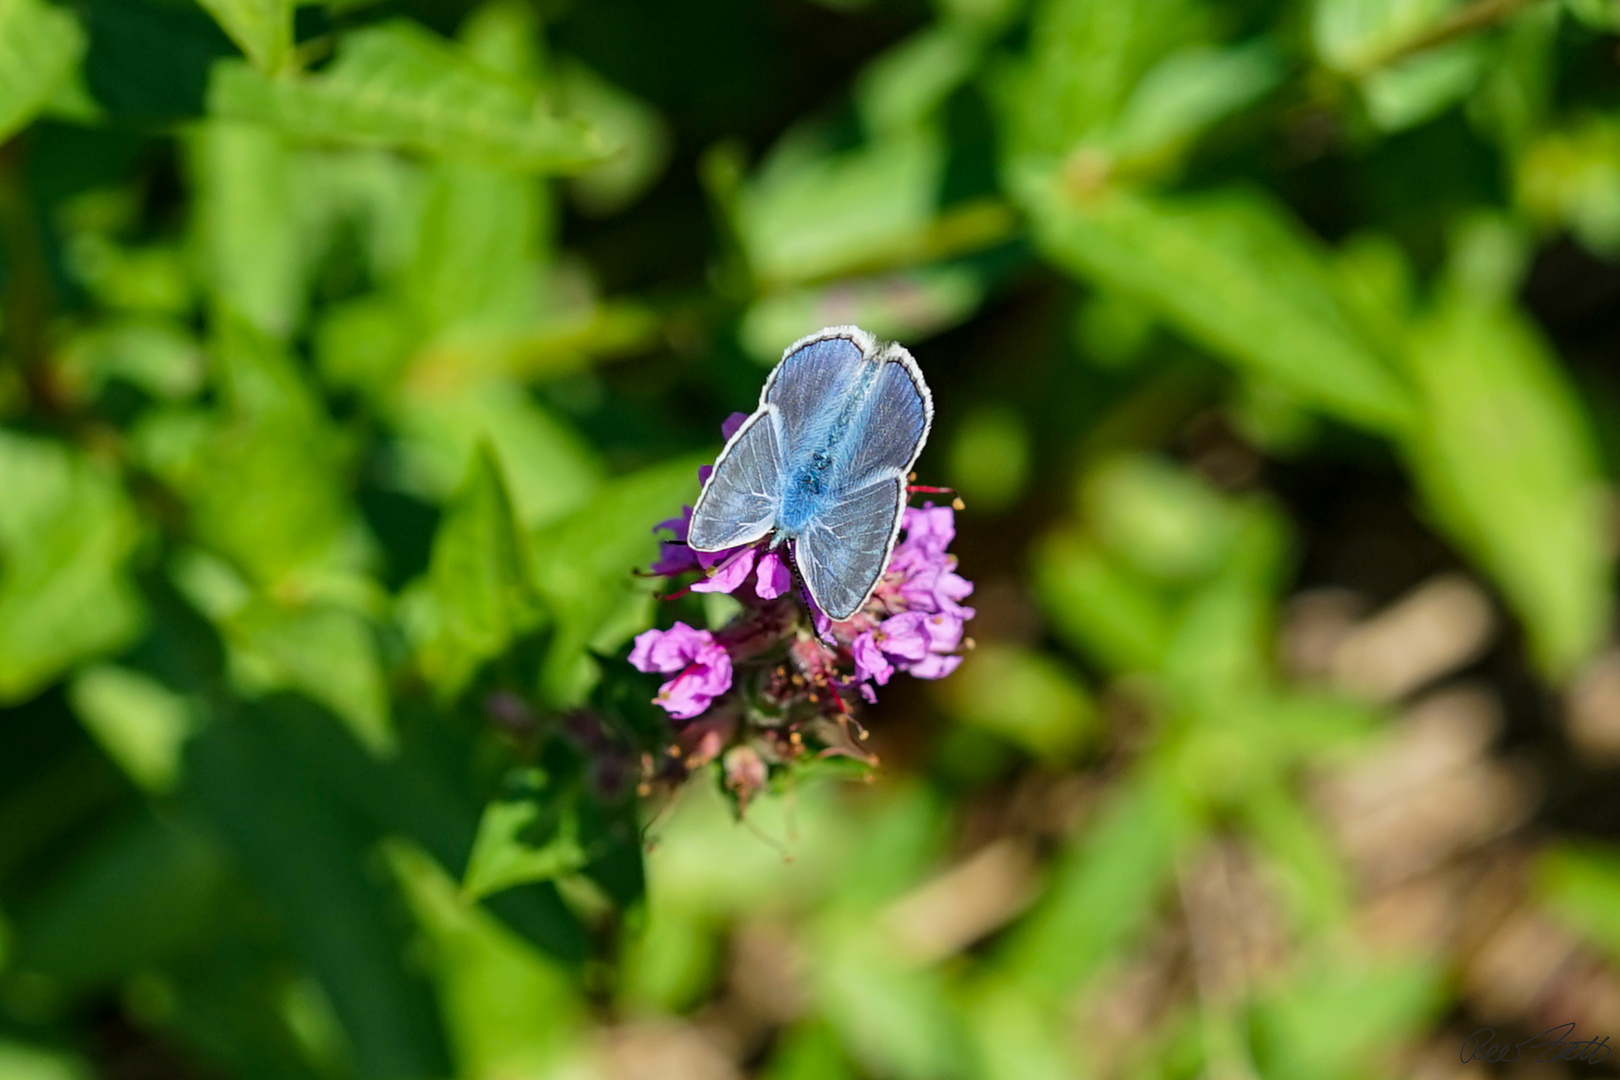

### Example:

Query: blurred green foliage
xmin=3 ymin=0 xmax=1620 ymax=1077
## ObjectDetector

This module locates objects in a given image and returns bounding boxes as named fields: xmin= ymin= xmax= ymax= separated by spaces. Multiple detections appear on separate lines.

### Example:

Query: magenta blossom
xmin=628 ymin=622 xmax=733 ymax=720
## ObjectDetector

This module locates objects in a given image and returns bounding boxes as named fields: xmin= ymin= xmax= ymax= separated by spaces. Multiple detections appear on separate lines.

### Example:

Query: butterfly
xmin=687 ymin=325 xmax=933 ymax=621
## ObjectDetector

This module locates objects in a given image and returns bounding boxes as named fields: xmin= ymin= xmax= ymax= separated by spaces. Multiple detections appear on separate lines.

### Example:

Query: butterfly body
xmin=688 ymin=326 xmax=934 ymax=621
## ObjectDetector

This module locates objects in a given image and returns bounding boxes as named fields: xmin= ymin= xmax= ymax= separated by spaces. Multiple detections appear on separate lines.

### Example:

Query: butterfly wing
xmin=794 ymin=344 xmax=933 ymax=620
xmin=691 ymin=327 xmax=871 ymax=552
xmin=837 ymin=347 xmax=933 ymax=489
xmin=762 ymin=328 xmax=871 ymax=446
xmin=794 ymin=474 xmax=906 ymax=621
xmin=687 ymin=409 xmax=785 ymax=552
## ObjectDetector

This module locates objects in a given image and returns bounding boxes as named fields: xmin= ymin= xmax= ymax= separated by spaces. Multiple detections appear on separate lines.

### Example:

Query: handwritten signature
xmin=1461 ymin=1023 xmax=1612 ymax=1065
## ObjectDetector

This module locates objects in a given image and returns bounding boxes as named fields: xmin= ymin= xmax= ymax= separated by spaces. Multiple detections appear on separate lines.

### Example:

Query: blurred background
xmin=3 ymin=0 xmax=1620 ymax=1077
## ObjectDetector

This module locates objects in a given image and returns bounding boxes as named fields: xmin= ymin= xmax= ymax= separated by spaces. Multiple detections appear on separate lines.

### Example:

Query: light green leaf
xmin=1518 ymin=115 xmax=1620 ymax=258
xmin=558 ymin=59 xmax=672 ymax=217
xmin=406 ymin=159 xmax=545 ymax=338
xmin=1108 ymin=41 xmax=1285 ymax=165
xmin=738 ymin=128 xmax=946 ymax=286
xmin=69 ymin=665 xmax=195 ymax=793
xmin=1004 ymin=0 xmax=1202 ymax=164
xmin=463 ymin=790 xmax=587 ymax=900
xmin=1311 ymin=0 xmax=1458 ymax=73
xmin=814 ymin=930 xmax=966 ymax=1080
xmin=528 ymin=455 xmax=709 ymax=704
xmin=0 ymin=0 xmax=84 ymax=144
xmin=391 ymin=380 xmax=603 ymax=529
xmin=190 ymin=119 xmax=302 ymax=337
xmin=997 ymin=762 xmax=1197 ymax=998
xmin=387 ymin=842 xmax=586 ymax=1079
xmin=1401 ymin=291 xmax=1611 ymax=678
xmin=738 ymin=265 xmax=986 ymax=363
xmin=1033 ymin=528 xmax=1172 ymax=674
xmin=227 ymin=600 xmax=394 ymax=755
xmin=195 ymin=0 xmax=291 ymax=74
xmin=1538 ymin=843 xmax=1620 ymax=963
xmin=1030 ymin=185 xmax=1415 ymax=432
xmin=936 ymin=645 xmax=1095 ymax=762
xmin=0 ymin=432 xmax=143 ymax=703
xmin=1253 ymin=953 xmax=1445 ymax=1080
xmin=148 ymin=318 xmax=355 ymax=585
xmin=207 ymin=21 xmax=609 ymax=173
xmin=0 ymin=1042 xmax=91 ymax=1080
xmin=1361 ymin=38 xmax=1488 ymax=132
xmin=401 ymin=446 xmax=543 ymax=701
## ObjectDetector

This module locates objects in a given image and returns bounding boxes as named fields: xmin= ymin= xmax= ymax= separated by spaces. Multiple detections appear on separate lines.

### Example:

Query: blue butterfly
xmin=688 ymin=325 xmax=934 ymax=621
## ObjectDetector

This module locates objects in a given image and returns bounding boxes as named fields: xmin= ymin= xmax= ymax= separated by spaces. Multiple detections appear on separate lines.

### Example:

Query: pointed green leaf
xmin=194 ymin=0 xmax=290 ymax=74
xmin=190 ymin=119 xmax=302 ymax=337
xmin=0 ymin=432 xmax=143 ymax=702
xmin=1402 ymin=292 xmax=1612 ymax=678
xmin=462 ymin=789 xmax=587 ymax=901
xmin=1030 ymin=185 xmax=1415 ymax=432
xmin=401 ymin=446 xmax=543 ymax=700
xmin=0 ymin=0 xmax=84 ymax=144
xmin=207 ymin=21 xmax=609 ymax=173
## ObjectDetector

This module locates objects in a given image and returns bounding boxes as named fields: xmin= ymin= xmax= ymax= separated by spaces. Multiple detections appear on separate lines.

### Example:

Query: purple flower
xmin=907 ymin=653 xmax=962 ymax=679
xmin=650 ymin=506 xmax=700 ymax=575
xmin=755 ymin=550 xmax=792 ymax=599
xmin=629 ymin=623 xmax=734 ymax=720
xmin=875 ymin=612 xmax=930 ymax=663
xmin=692 ymin=545 xmax=757 ymax=594
xmin=720 ymin=412 xmax=749 ymax=441
xmin=852 ymin=631 xmax=894 ymax=685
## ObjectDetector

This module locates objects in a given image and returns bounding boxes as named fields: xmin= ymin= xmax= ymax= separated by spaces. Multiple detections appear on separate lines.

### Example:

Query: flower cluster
xmin=626 ymin=414 xmax=974 ymax=806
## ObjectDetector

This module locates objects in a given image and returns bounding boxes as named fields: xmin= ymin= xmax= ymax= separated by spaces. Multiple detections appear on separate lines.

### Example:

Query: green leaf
xmin=0 ymin=0 xmax=85 ymax=144
xmin=1033 ymin=528 xmax=1172 ymax=674
xmin=936 ymin=644 xmax=1095 ymax=762
xmin=0 ymin=1042 xmax=90 ymax=1080
xmin=764 ymin=1023 xmax=859 ymax=1080
xmin=1253 ymin=953 xmax=1445 ymax=1080
xmin=462 ymin=787 xmax=588 ymax=901
xmin=391 ymin=381 xmax=603 ymax=529
xmin=997 ymin=762 xmax=1196 ymax=998
xmin=0 ymin=432 xmax=143 ymax=703
xmin=1107 ymin=41 xmax=1285 ymax=166
xmin=557 ymin=59 xmax=672 ymax=217
xmin=813 ymin=929 xmax=966 ymax=1080
xmin=146 ymin=318 xmax=354 ymax=585
xmin=207 ymin=21 xmax=609 ymax=173
xmin=1401 ymin=291 xmax=1611 ymax=678
xmin=1004 ymin=0 xmax=1202 ymax=164
xmin=400 ymin=445 xmax=543 ymax=701
xmin=186 ymin=703 xmax=451 ymax=1080
xmin=7 ymin=815 xmax=227 ymax=987
xmin=528 ymin=455 xmax=708 ymax=704
xmin=68 ymin=664 xmax=196 ymax=792
xmin=1538 ymin=842 xmax=1620 ymax=963
xmin=194 ymin=0 xmax=290 ymax=74
xmin=227 ymin=599 xmax=394 ymax=756
xmin=737 ymin=127 xmax=947 ymax=287
xmin=1029 ymin=185 xmax=1415 ymax=432
xmin=387 ymin=841 xmax=587 ymax=1079
xmin=190 ymin=119 xmax=302 ymax=337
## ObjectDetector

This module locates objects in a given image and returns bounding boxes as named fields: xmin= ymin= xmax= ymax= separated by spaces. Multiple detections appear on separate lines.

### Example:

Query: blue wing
xmin=688 ymin=409 xmax=783 ymax=552
xmin=763 ymin=329 xmax=869 ymax=453
xmin=794 ymin=474 xmax=905 ymax=621
xmin=837 ymin=351 xmax=932 ymax=490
